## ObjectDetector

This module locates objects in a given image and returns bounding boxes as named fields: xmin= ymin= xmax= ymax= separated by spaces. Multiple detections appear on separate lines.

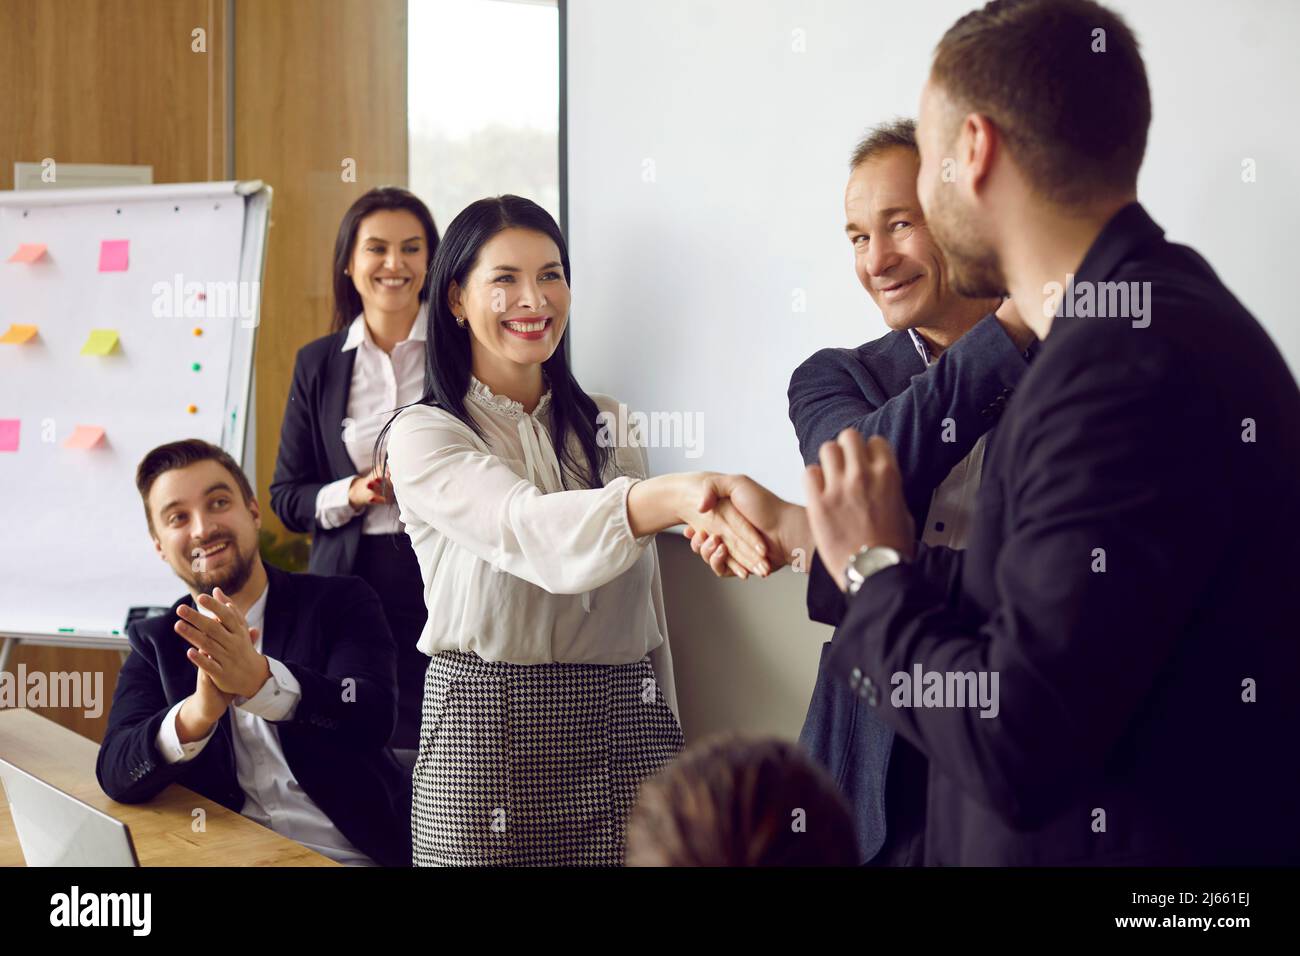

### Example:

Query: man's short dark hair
xmin=136 ymin=438 xmax=255 ymax=534
xmin=932 ymin=0 xmax=1150 ymax=205
xmin=849 ymin=118 xmax=918 ymax=170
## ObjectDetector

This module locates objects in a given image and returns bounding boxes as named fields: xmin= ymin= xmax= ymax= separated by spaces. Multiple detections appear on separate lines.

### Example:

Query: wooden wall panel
xmin=1 ymin=0 xmax=409 ymax=742
xmin=0 ymin=0 xmax=229 ymax=189
xmin=0 ymin=0 xmax=230 ymax=741
xmin=234 ymin=0 xmax=409 ymax=545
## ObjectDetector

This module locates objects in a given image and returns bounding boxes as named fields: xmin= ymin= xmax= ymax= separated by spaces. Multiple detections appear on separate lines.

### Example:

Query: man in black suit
xmin=791 ymin=0 xmax=1300 ymax=863
xmin=97 ymin=439 xmax=411 ymax=866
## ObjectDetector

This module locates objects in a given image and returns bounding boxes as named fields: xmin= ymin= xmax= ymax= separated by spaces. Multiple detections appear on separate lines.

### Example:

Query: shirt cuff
xmin=156 ymin=699 xmax=218 ymax=765
xmin=234 ymin=656 xmax=302 ymax=721
xmin=315 ymin=475 xmax=362 ymax=530
xmin=618 ymin=475 xmax=657 ymax=545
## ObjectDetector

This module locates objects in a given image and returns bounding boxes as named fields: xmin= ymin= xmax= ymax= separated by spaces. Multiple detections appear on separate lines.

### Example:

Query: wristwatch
xmin=844 ymin=545 xmax=903 ymax=595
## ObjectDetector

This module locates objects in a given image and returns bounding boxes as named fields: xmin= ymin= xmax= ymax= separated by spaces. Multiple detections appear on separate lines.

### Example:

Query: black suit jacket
xmin=788 ymin=314 xmax=1029 ymax=863
xmin=829 ymin=203 xmax=1300 ymax=864
xmin=270 ymin=330 xmax=364 ymax=576
xmin=96 ymin=563 xmax=412 ymax=867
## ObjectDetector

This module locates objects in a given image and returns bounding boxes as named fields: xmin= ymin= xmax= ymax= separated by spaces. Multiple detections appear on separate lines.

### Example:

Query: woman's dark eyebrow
xmin=489 ymin=261 xmax=563 ymax=272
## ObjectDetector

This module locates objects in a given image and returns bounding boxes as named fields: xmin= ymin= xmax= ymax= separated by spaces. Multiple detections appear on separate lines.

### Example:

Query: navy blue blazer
xmin=789 ymin=312 xmax=1029 ymax=863
xmin=95 ymin=562 xmax=412 ymax=867
xmin=828 ymin=203 xmax=1300 ymax=864
xmin=270 ymin=330 xmax=365 ymax=577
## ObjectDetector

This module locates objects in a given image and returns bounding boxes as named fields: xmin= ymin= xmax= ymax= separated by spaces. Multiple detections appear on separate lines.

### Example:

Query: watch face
xmin=853 ymin=546 xmax=901 ymax=582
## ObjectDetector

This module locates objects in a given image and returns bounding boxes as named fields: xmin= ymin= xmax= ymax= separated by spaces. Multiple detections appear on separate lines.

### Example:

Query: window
xmin=408 ymin=0 xmax=561 ymax=232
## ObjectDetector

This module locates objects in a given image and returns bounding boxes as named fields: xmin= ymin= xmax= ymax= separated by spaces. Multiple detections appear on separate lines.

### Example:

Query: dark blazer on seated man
xmin=828 ymin=203 xmax=1300 ymax=864
xmin=789 ymin=313 xmax=1030 ymax=865
xmin=97 ymin=562 xmax=412 ymax=867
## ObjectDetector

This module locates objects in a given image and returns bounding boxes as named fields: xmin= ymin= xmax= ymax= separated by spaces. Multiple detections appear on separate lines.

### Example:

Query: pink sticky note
xmin=98 ymin=240 xmax=129 ymax=272
xmin=0 ymin=419 xmax=18 ymax=452
xmin=64 ymin=424 xmax=105 ymax=449
xmin=7 ymin=243 xmax=47 ymax=264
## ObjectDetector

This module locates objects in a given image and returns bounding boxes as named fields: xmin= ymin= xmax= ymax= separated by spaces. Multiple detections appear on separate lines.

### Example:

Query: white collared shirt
xmin=155 ymin=582 xmax=376 ymax=866
xmin=384 ymin=376 xmax=679 ymax=718
xmin=314 ymin=305 xmax=429 ymax=535
xmin=907 ymin=328 xmax=987 ymax=551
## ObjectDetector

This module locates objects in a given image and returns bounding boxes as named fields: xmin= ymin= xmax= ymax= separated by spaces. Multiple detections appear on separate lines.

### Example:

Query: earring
xmin=456 ymin=315 xmax=467 ymax=328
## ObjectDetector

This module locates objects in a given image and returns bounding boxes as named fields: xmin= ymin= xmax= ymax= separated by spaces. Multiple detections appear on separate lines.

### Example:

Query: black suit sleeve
xmin=806 ymin=552 xmax=847 ymax=627
xmin=808 ymin=542 xmax=963 ymax=628
xmin=270 ymin=347 xmax=330 ymax=534
xmin=95 ymin=626 xmax=198 ymax=804
xmin=827 ymin=343 xmax=1207 ymax=830
xmin=910 ymin=542 xmax=964 ymax=604
xmin=278 ymin=576 xmax=399 ymax=751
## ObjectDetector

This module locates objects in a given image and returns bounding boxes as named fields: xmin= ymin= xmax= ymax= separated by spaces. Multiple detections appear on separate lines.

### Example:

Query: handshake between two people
xmin=681 ymin=428 xmax=917 ymax=593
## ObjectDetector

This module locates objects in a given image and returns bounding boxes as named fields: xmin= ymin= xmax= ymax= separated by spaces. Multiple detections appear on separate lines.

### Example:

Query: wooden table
xmin=0 ymin=709 xmax=337 ymax=866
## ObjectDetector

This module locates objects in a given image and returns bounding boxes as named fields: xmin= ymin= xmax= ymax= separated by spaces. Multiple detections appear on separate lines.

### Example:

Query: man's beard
xmin=187 ymin=537 xmax=256 ymax=597
xmin=928 ymin=186 xmax=1006 ymax=299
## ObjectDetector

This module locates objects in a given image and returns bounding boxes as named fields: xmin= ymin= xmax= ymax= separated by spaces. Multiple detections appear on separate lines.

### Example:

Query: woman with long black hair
xmin=377 ymin=195 xmax=771 ymax=866
xmin=270 ymin=186 xmax=438 ymax=765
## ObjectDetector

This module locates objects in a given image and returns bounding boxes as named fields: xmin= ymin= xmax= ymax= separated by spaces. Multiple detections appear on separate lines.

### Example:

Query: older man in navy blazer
xmin=789 ymin=120 xmax=1033 ymax=866
xmin=98 ymin=438 xmax=411 ymax=866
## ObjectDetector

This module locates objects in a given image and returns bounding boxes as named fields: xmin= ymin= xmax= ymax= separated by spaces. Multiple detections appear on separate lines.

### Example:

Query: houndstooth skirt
xmin=411 ymin=650 xmax=684 ymax=867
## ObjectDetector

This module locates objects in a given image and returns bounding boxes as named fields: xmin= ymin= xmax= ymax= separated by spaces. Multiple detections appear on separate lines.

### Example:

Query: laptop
xmin=0 ymin=757 xmax=139 ymax=866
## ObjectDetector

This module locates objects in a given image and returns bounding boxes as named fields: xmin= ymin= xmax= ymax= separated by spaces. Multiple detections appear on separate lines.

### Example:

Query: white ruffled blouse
xmin=385 ymin=375 xmax=678 ymax=717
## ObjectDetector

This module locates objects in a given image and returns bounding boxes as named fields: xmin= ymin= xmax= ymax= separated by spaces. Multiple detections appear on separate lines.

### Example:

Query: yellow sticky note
xmin=0 ymin=324 xmax=38 ymax=344
xmin=81 ymin=329 xmax=120 ymax=355
xmin=64 ymin=425 xmax=105 ymax=449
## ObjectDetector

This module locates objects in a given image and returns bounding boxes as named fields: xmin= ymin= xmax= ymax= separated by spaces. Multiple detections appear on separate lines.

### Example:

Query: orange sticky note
xmin=81 ymin=329 xmax=120 ymax=355
xmin=7 ymin=243 xmax=47 ymax=264
xmin=98 ymin=239 xmax=129 ymax=272
xmin=0 ymin=324 xmax=38 ymax=344
xmin=64 ymin=425 xmax=105 ymax=449
xmin=0 ymin=419 xmax=18 ymax=452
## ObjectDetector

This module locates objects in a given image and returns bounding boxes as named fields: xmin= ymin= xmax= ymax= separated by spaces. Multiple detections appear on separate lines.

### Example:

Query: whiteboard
xmin=565 ymin=0 xmax=1300 ymax=504
xmin=0 ymin=181 xmax=270 ymax=639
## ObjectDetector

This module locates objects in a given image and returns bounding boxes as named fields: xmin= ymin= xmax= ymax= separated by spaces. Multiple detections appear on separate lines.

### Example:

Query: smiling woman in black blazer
xmin=271 ymin=187 xmax=439 ymax=761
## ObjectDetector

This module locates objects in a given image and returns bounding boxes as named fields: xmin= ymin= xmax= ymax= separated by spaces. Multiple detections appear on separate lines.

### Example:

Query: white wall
xmin=566 ymin=0 xmax=1300 ymax=740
